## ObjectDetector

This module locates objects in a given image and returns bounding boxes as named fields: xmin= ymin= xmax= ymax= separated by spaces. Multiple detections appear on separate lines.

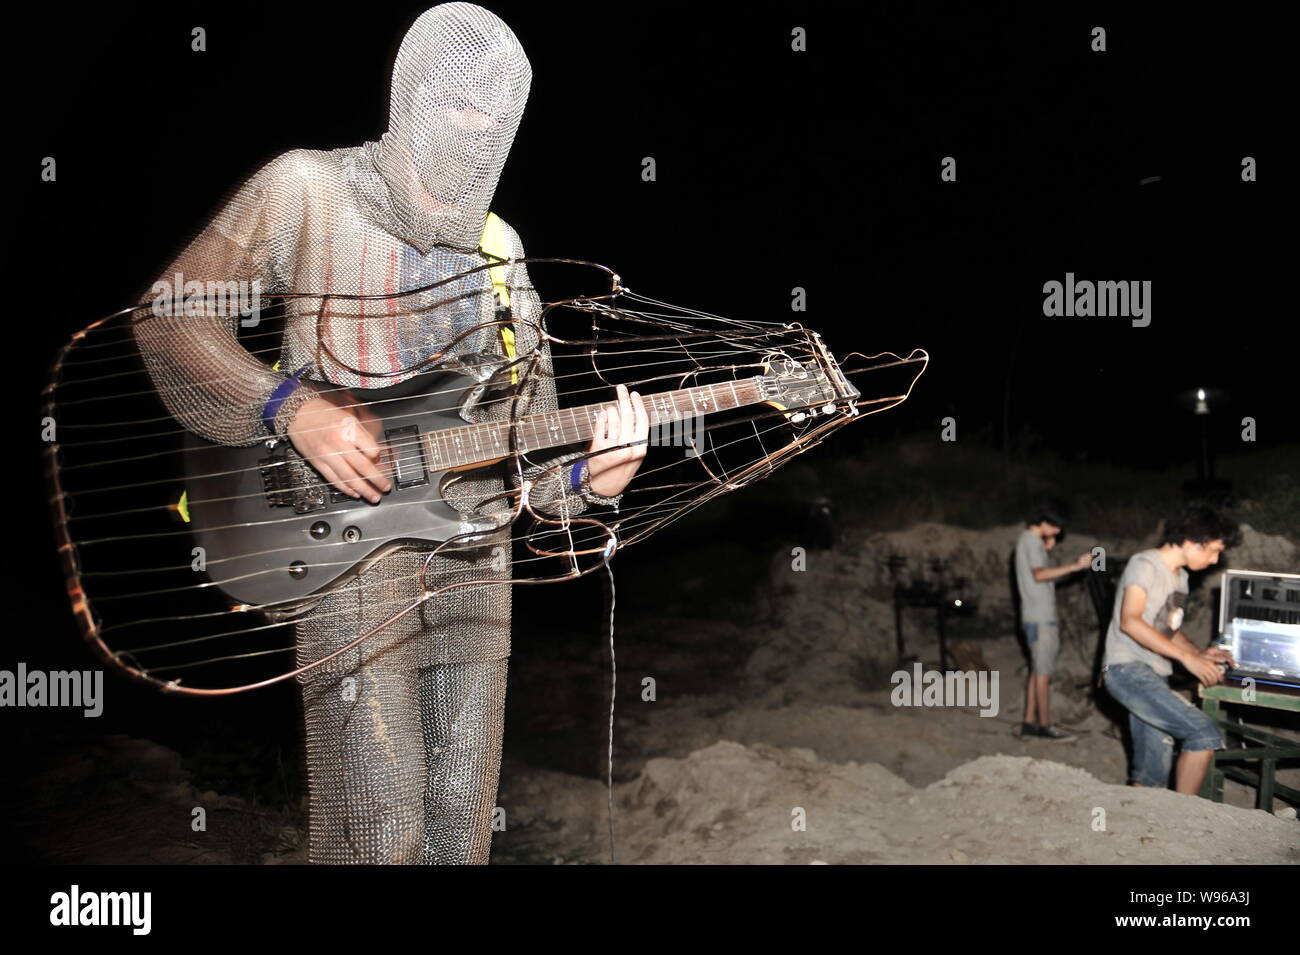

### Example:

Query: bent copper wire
xmin=45 ymin=259 xmax=926 ymax=694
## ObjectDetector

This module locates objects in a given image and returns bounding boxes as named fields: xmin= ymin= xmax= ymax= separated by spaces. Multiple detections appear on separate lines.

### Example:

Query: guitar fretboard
xmin=421 ymin=377 xmax=764 ymax=470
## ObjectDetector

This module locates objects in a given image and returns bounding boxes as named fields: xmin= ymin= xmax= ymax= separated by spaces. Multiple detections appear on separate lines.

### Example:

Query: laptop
xmin=1214 ymin=570 xmax=1300 ymax=690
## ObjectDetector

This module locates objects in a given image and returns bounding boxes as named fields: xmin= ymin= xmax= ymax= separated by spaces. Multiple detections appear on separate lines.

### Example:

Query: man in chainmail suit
xmin=134 ymin=3 xmax=648 ymax=864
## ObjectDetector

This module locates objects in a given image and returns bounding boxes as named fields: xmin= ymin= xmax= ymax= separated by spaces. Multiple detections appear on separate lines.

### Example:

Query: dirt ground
xmin=11 ymin=521 xmax=1298 ymax=865
xmin=490 ymin=520 xmax=1300 ymax=864
xmin=488 ymin=637 xmax=1298 ymax=864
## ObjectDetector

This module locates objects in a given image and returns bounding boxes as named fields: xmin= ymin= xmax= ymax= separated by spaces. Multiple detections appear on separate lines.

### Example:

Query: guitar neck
xmin=422 ymin=376 xmax=764 ymax=470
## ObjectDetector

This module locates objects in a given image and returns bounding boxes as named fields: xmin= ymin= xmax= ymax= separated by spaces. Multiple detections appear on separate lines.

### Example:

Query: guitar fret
xmin=423 ymin=375 xmax=767 ymax=470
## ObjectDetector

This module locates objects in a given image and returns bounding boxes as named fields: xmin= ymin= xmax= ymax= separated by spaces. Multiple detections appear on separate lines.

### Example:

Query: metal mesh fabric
xmin=298 ymin=656 xmax=508 ymax=865
xmin=369 ymin=2 xmax=531 ymax=253
xmin=130 ymin=3 xmax=605 ymax=864
xmin=132 ymin=2 xmax=535 ymax=438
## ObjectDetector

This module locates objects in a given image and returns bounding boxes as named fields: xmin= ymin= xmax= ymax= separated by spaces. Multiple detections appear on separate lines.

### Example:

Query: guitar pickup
xmin=385 ymin=424 xmax=427 ymax=489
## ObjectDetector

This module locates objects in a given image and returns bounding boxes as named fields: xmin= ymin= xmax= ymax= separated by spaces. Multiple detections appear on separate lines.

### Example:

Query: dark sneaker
xmin=1038 ymin=724 xmax=1077 ymax=742
xmin=1018 ymin=722 xmax=1043 ymax=738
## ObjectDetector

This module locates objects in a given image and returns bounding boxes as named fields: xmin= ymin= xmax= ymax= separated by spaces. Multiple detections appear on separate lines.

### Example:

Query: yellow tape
xmin=481 ymin=212 xmax=512 ymax=309
xmin=481 ymin=211 xmax=517 ymax=384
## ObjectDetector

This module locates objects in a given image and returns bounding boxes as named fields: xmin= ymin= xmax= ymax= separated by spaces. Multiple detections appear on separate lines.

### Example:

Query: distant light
xmin=1197 ymin=388 xmax=1206 ymax=401
xmin=953 ymin=599 xmax=963 ymax=608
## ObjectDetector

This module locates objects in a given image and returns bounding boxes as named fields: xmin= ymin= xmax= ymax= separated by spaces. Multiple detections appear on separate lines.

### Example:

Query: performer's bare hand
xmin=1074 ymin=552 xmax=1093 ymax=570
xmin=288 ymin=393 xmax=392 ymax=504
xmin=587 ymin=384 xmax=649 ymax=498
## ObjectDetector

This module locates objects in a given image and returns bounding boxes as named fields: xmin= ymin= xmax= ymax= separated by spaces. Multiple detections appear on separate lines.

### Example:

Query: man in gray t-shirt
xmin=1103 ymin=551 xmax=1188 ymax=676
xmin=1100 ymin=505 xmax=1241 ymax=795
xmin=1014 ymin=505 xmax=1091 ymax=741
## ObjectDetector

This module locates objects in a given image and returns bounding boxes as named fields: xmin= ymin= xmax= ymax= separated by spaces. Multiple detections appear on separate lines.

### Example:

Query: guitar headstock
xmin=757 ymin=357 xmax=851 ymax=415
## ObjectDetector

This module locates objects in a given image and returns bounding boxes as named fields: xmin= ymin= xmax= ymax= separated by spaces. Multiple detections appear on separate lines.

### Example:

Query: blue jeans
xmin=1102 ymin=661 xmax=1224 ymax=788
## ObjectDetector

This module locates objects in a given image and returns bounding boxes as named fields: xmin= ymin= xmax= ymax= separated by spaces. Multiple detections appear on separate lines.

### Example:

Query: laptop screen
xmin=1230 ymin=621 xmax=1300 ymax=677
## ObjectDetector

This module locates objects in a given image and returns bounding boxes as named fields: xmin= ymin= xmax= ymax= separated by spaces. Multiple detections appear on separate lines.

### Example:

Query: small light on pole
xmin=1195 ymin=388 xmax=1209 ymax=415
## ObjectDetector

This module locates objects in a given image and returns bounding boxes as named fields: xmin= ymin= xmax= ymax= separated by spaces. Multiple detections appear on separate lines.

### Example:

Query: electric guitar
xmin=180 ymin=358 xmax=855 ymax=608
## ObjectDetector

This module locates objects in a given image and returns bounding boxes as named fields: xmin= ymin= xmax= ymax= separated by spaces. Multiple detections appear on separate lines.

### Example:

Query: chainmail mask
xmin=132 ymin=3 xmax=610 ymax=864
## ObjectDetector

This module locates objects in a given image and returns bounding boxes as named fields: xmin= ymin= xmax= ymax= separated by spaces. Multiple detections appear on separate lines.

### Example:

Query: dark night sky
xmin=12 ymin=3 xmax=1289 ymax=755
xmin=20 ymin=2 xmax=1288 ymax=458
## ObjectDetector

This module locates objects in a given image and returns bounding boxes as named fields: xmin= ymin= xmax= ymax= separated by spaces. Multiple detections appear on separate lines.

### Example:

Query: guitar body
xmin=182 ymin=371 xmax=495 ymax=608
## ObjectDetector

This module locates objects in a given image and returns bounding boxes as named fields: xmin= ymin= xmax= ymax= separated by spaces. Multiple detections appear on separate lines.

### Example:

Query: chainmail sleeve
xmin=498 ymin=224 xmax=623 ymax=517
xmin=132 ymin=151 xmax=324 ymax=447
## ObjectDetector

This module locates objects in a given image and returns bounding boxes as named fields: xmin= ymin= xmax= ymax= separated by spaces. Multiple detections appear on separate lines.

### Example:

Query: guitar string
xmin=87 ymin=491 xmax=695 ymax=602
xmin=52 ymin=369 xmax=778 ymax=512
xmin=92 ymin=482 xmax=803 ymax=680
xmin=48 ymin=337 xmax=800 ymax=462
xmin=48 ymin=271 xmax=793 ymax=358
xmin=51 ymin=316 xmax=890 ymax=425
xmin=56 ymin=381 xmax=915 ymax=532
xmin=51 ymin=351 xmax=783 ymax=463
xmin=59 ymin=369 xmax=924 ymax=567
xmin=64 ymin=395 xmax=875 ymax=545
xmin=48 ymin=331 xmax=804 ymax=444
xmin=105 ymin=542 xmax=619 ymax=673
xmin=73 ymin=414 xmax=864 ymax=660
xmin=56 ymin=379 xmax=785 ymax=521
xmin=108 ymin=520 xmax=635 ymax=668
xmin=93 ymin=498 xmax=709 ymax=670
xmin=50 ymin=294 xmax=793 ymax=393
xmin=68 ymin=408 xmax=840 ymax=569
xmin=55 ymin=362 xmax=923 ymax=592
xmin=50 ymin=345 xmax=908 ymax=500
xmin=54 ymin=309 xmax=792 ymax=371
xmin=69 ymin=415 xmax=863 ymax=651
xmin=49 ymin=284 xmax=927 ymax=682
xmin=47 ymin=328 xmax=835 ymax=496
xmin=47 ymin=335 xmax=837 ymax=481
xmin=85 ymin=412 xmax=864 ymax=675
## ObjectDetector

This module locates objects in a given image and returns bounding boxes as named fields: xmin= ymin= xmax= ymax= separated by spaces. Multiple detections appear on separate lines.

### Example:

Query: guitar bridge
xmin=259 ymin=452 xmax=346 ymax=513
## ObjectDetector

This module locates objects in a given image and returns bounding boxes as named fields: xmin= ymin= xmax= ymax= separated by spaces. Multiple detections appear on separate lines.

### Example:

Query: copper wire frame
xmin=44 ymin=257 xmax=928 ymax=695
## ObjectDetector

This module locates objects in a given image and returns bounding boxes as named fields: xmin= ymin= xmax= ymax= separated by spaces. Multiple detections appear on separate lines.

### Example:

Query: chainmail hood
xmin=361 ymin=3 xmax=532 ymax=253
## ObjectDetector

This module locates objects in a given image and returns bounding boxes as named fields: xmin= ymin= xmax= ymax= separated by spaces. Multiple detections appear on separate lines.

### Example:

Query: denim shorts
xmin=1102 ymin=661 xmax=1224 ymax=788
xmin=1022 ymin=621 xmax=1059 ymax=675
